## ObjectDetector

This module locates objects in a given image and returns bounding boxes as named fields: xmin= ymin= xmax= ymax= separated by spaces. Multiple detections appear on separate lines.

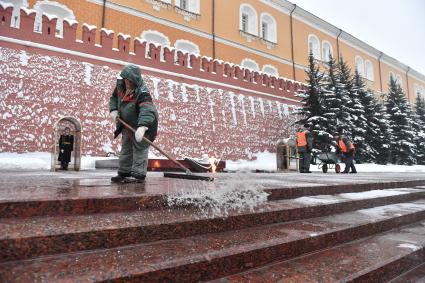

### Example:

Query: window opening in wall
xmin=262 ymin=22 xmax=268 ymax=40
xmin=174 ymin=0 xmax=200 ymax=21
xmin=14 ymin=15 xmax=18 ymax=26
xmin=2 ymin=16 xmax=5 ymax=24
xmin=322 ymin=41 xmax=332 ymax=63
xmin=242 ymin=13 xmax=248 ymax=32
xmin=308 ymin=35 xmax=320 ymax=60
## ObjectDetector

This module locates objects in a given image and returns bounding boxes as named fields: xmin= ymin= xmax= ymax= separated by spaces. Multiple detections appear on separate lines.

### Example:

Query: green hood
xmin=120 ymin=64 xmax=148 ymax=95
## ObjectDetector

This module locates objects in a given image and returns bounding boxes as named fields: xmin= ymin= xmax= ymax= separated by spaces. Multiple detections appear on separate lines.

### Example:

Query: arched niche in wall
xmin=262 ymin=64 xmax=278 ymax=77
xmin=241 ymin=58 xmax=259 ymax=72
xmin=33 ymin=0 xmax=75 ymax=37
xmin=174 ymin=39 xmax=200 ymax=64
xmin=141 ymin=30 xmax=170 ymax=61
xmin=51 ymin=116 xmax=82 ymax=171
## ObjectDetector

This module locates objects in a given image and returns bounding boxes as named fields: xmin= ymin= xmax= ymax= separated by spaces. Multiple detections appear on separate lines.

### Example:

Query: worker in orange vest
xmin=296 ymin=124 xmax=313 ymax=173
xmin=334 ymin=132 xmax=357 ymax=174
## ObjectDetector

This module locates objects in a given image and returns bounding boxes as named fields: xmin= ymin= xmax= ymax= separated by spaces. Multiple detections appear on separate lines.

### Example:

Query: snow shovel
xmin=117 ymin=117 xmax=214 ymax=182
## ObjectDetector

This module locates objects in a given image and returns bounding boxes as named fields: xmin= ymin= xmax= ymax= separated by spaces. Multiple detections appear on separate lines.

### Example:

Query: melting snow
xmin=166 ymin=173 xmax=269 ymax=217
xmin=397 ymin=243 xmax=420 ymax=251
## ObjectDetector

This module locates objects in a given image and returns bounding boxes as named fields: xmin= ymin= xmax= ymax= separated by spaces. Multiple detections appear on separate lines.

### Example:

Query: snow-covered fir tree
xmin=353 ymin=71 xmax=381 ymax=163
xmin=333 ymin=58 xmax=353 ymax=131
xmin=374 ymin=101 xmax=392 ymax=164
xmin=295 ymin=53 xmax=333 ymax=150
xmin=414 ymin=95 xmax=425 ymax=164
xmin=321 ymin=54 xmax=340 ymax=136
xmin=385 ymin=76 xmax=417 ymax=165
xmin=354 ymin=70 xmax=389 ymax=164
xmin=348 ymin=70 xmax=368 ymax=162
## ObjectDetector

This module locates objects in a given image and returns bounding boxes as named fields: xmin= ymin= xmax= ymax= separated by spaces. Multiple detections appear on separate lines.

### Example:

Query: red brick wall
xmin=0 ymin=6 xmax=301 ymax=160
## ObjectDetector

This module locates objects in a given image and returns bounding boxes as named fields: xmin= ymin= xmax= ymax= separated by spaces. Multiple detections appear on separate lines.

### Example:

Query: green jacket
xmin=109 ymin=64 xmax=158 ymax=141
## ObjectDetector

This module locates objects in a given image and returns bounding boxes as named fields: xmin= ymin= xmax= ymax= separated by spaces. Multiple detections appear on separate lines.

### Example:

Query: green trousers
xmin=118 ymin=129 xmax=149 ymax=178
xmin=298 ymin=151 xmax=311 ymax=173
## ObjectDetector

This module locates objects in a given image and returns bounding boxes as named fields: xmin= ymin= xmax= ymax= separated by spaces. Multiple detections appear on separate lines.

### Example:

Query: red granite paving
xmin=390 ymin=262 xmax=425 ymax=283
xmin=1 ymin=201 xmax=425 ymax=282
xmin=213 ymin=221 xmax=425 ymax=283
xmin=1 ymin=188 xmax=424 ymax=262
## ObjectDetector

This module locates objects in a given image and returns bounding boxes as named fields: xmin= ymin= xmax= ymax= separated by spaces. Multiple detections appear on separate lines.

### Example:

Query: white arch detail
xmin=355 ymin=56 xmax=365 ymax=77
xmin=260 ymin=12 xmax=277 ymax=43
xmin=262 ymin=64 xmax=278 ymax=77
xmin=33 ymin=1 xmax=75 ymax=37
xmin=308 ymin=34 xmax=320 ymax=60
xmin=241 ymin=58 xmax=260 ymax=72
xmin=174 ymin=39 xmax=200 ymax=55
xmin=322 ymin=40 xmax=333 ymax=62
xmin=364 ymin=60 xmax=374 ymax=81
xmin=239 ymin=3 xmax=258 ymax=36
xmin=141 ymin=30 xmax=171 ymax=60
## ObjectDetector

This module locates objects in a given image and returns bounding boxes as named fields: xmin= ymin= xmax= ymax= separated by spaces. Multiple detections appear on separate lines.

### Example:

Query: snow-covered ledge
xmin=145 ymin=0 xmax=172 ymax=11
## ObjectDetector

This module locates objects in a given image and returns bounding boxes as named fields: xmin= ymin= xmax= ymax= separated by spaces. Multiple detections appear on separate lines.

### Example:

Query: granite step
xmin=1 ymin=200 xmax=425 ymax=282
xmin=1 ymin=188 xmax=424 ymax=262
xmin=213 ymin=220 xmax=425 ymax=283
xmin=389 ymin=262 xmax=425 ymax=283
xmin=1 ymin=178 xmax=425 ymax=218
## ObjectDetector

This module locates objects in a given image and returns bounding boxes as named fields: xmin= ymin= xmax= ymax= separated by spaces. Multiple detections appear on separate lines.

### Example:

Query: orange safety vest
xmin=297 ymin=131 xmax=307 ymax=147
xmin=338 ymin=138 xmax=355 ymax=153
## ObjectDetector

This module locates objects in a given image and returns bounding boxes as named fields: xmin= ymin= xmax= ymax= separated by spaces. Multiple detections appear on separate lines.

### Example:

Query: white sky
xmin=289 ymin=0 xmax=425 ymax=75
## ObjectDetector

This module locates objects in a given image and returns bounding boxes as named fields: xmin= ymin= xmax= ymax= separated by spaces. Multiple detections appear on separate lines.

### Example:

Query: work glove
xmin=109 ymin=110 xmax=118 ymax=123
xmin=135 ymin=126 xmax=148 ymax=142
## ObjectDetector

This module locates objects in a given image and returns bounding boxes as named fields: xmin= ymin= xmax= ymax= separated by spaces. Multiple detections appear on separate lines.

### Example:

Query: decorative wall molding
xmin=0 ymin=5 xmax=305 ymax=102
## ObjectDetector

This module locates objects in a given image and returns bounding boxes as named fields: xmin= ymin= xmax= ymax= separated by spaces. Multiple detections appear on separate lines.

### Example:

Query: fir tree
xmin=414 ymin=95 xmax=425 ymax=164
xmin=349 ymin=70 xmax=368 ymax=163
xmin=374 ymin=101 xmax=391 ymax=164
xmin=321 ymin=54 xmax=340 ymax=137
xmin=385 ymin=77 xmax=417 ymax=165
xmin=353 ymin=71 xmax=380 ymax=163
xmin=295 ymin=53 xmax=333 ymax=150
xmin=334 ymin=58 xmax=353 ymax=131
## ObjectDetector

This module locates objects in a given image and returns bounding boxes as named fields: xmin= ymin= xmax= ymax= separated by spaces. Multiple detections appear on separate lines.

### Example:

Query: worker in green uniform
xmin=109 ymin=64 xmax=159 ymax=183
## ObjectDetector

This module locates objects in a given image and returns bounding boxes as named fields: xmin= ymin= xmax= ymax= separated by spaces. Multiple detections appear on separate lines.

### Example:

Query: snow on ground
xmin=1 ymin=151 xmax=425 ymax=172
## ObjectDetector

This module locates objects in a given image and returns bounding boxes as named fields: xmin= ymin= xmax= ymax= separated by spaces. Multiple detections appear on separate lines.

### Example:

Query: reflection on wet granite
xmin=0 ymin=171 xmax=425 ymax=282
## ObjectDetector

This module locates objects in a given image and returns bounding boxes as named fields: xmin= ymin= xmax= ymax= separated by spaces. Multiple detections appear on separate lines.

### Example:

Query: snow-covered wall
xmin=0 ymin=5 xmax=301 ymax=160
xmin=0 ymin=45 xmax=298 ymax=159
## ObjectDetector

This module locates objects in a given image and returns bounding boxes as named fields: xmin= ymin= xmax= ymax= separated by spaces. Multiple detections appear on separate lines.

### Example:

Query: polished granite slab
xmin=2 ymin=171 xmax=425 ymax=218
xmin=1 ymin=187 xmax=424 ymax=262
xmin=1 ymin=200 xmax=425 ymax=282
xmin=213 ymin=220 xmax=425 ymax=283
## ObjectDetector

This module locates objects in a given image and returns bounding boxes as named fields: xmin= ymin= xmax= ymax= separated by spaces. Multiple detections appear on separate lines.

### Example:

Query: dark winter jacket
xmin=58 ymin=134 xmax=74 ymax=162
xmin=109 ymin=64 xmax=158 ymax=141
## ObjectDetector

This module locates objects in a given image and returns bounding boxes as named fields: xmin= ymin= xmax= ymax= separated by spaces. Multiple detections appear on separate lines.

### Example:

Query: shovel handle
xmin=117 ymin=117 xmax=192 ymax=174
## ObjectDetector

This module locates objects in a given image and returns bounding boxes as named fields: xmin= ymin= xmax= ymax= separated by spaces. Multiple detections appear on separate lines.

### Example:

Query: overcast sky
xmin=289 ymin=0 xmax=425 ymax=75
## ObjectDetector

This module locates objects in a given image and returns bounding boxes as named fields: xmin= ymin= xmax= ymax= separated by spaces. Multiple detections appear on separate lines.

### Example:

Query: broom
xmin=117 ymin=117 xmax=214 ymax=181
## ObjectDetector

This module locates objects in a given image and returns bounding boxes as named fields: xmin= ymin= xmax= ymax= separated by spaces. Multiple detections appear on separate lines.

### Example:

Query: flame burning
xmin=209 ymin=157 xmax=217 ymax=173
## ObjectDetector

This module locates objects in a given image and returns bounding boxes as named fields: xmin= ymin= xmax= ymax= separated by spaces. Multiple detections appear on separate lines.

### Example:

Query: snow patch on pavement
xmin=339 ymin=189 xmax=412 ymax=200
xmin=397 ymin=243 xmax=421 ymax=251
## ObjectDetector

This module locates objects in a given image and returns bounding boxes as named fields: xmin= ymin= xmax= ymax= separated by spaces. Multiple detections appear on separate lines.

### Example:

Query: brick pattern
xmin=0 ymin=46 xmax=298 ymax=159
xmin=0 ymin=6 xmax=301 ymax=160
